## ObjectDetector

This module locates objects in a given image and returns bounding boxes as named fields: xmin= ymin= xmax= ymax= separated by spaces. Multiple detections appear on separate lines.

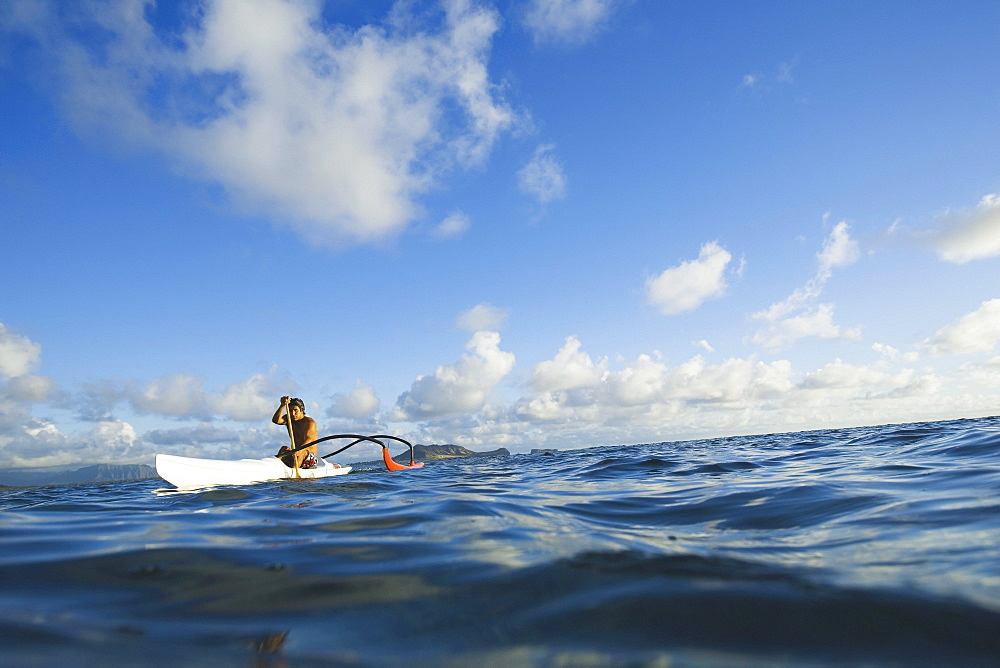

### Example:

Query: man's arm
xmin=271 ymin=396 xmax=290 ymax=425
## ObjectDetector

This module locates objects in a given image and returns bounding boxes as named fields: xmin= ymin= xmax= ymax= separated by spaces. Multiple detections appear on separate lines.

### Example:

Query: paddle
xmin=282 ymin=397 xmax=300 ymax=478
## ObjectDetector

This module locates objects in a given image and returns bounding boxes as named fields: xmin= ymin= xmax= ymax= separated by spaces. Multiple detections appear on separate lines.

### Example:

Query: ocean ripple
xmin=2 ymin=416 xmax=999 ymax=664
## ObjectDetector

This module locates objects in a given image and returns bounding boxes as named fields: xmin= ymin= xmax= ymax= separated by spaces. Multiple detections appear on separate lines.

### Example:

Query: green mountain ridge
xmin=347 ymin=443 xmax=510 ymax=466
xmin=0 ymin=464 xmax=158 ymax=488
xmin=403 ymin=444 xmax=510 ymax=461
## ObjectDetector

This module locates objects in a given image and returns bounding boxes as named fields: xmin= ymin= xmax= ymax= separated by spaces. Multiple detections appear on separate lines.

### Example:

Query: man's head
xmin=289 ymin=397 xmax=305 ymax=419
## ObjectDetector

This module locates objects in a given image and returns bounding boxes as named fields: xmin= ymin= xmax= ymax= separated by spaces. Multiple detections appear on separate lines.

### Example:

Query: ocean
xmin=2 ymin=416 xmax=999 ymax=666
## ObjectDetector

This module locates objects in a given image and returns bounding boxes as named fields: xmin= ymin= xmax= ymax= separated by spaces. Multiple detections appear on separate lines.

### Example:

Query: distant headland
xmin=387 ymin=443 xmax=510 ymax=464
xmin=0 ymin=464 xmax=157 ymax=488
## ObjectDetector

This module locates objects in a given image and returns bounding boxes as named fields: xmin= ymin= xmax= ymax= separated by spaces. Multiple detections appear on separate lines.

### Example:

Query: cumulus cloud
xmin=516 ymin=345 xmax=799 ymax=428
xmin=328 ymin=379 xmax=381 ymax=418
xmin=531 ymin=335 xmax=606 ymax=392
xmin=752 ymin=221 xmax=861 ymax=350
xmin=7 ymin=0 xmax=516 ymax=246
xmin=522 ymin=337 xmax=798 ymax=418
xmin=392 ymin=331 xmax=515 ymax=420
xmin=2 ymin=375 xmax=55 ymax=403
xmin=924 ymin=298 xmax=1000 ymax=355
xmin=78 ymin=420 xmax=139 ymax=457
xmin=503 ymin=332 xmax=978 ymax=449
xmin=798 ymin=358 xmax=892 ymax=390
xmin=210 ymin=372 xmax=278 ymax=420
xmin=752 ymin=303 xmax=862 ymax=352
xmin=517 ymin=143 xmax=567 ymax=205
xmin=662 ymin=354 xmax=794 ymax=404
xmin=521 ymin=0 xmax=619 ymax=45
xmin=932 ymin=193 xmax=1000 ymax=263
xmin=0 ymin=322 xmax=42 ymax=378
xmin=129 ymin=373 xmax=210 ymax=418
xmin=75 ymin=370 xmax=280 ymax=423
xmin=872 ymin=342 xmax=920 ymax=363
xmin=0 ymin=323 xmax=53 ymax=410
xmin=455 ymin=303 xmax=509 ymax=331
xmin=646 ymin=241 xmax=732 ymax=315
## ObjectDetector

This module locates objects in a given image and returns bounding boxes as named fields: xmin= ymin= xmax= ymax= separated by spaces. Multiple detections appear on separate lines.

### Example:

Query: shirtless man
xmin=272 ymin=396 xmax=319 ymax=468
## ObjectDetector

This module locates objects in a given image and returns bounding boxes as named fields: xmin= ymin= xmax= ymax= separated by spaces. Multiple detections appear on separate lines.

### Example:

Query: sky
xmin=1 ymin=0 xmax=999 ymax=470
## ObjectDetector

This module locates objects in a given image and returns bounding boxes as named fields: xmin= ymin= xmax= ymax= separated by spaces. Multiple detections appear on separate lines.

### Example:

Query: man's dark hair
xmin=289 ymin=397 xmax=305 ymax=411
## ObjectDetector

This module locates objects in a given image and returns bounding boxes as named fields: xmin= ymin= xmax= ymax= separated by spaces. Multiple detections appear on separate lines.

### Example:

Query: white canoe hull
xmin=155 ymin=454 xmax=352 ymax=489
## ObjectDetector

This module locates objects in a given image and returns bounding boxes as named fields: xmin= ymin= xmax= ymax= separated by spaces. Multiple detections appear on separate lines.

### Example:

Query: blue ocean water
xmin=2 ymin=417 xmax=999 ymax=666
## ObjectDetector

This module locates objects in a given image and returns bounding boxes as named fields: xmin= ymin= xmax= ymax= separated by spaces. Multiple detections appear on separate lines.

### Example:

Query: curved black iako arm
xmin=275 ymin=433 xmax=423 ymax=471
xmin=276 ymin=434 xmax=385 ymax=457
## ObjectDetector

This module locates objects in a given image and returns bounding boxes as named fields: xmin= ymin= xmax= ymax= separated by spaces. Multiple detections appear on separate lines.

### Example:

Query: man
xmin=272 ymin=396 xmax=319 ymax=469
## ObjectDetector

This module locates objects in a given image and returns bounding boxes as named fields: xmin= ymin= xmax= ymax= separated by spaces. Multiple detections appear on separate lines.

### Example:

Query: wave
xmin=1 ymin=415 xmax=999 ymax=664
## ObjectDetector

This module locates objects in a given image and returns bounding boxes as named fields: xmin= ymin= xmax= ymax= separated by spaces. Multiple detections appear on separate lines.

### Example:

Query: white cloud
xmin=755 ymin=220 xmax=860 ymax=323
xmin=328 ymin=379 xmax=381 ymax=418
xmin=662 ymin=354 xmax=794 ymax=404
xmin=0 ymin=322 xmax=42 ymax=378
xmin=496 ymin=332 xmax=998 ymax=450
xmin=924 ymin=298 xmax=1000 ymax=355
xmin=10 ymin=0 xmax=516 ymax=246
xmin=752 ymin=303 xmax=862 ymax=352
xmin=392 ymin=330 xmax=515 ymax=420
xmin=2 ymin=374 xmax=55 ymax=403
xmin=646 ymin=241 xmax=732 ymax=315
xmin=751 ymin=221 xmax=862 ymax=349
xmin=872 ymin=342 xmax=920 ymax=363
xmin=882 ymin=373 xmax=942 ymax=400
xmin=604 ymin=353 xmax=669 ymax=406
xmin=932 ymin=193 xmax=1000 ymax=263
xmin=112 ymin=371 xmax=279 ymax=421
xmin=79 ymin=419 xmax=139 ymax=457
xmin=518 ymin=338 xmax=800 ymax=427
xmin=517 ymin=143 xmax=567 ymax=204
xmin=817 ymin=220 xmax=861 ymax=276
xmin=432 ymin=211 xmax=471 ymax=238
xmin=455 ymin=303 xmax=509 ymax=331
xmin=694 ymin=340 xmax=715 ymax=353
xmin=210 ymin=373 xmax=279 ymax=421
xmin=798 ymin=358 xmax=891 ymax=390
xmin=129 ymin=373 xmax=209 ymax=418
xmin=531 ymin=335 xmax=606 ymax=392
xmin=522 ymin=0 xmax=619 ymax=45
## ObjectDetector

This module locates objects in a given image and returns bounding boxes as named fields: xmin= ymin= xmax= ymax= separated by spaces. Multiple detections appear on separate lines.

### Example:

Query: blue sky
xmin=2 ymin=0 xmax=999 ymax=469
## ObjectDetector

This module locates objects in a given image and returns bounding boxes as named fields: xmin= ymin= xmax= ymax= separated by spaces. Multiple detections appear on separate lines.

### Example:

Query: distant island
xmin=388 ymin=443 xmax=510 ymax=464
xmin=0 ymin=464 xmax=157 ymax=488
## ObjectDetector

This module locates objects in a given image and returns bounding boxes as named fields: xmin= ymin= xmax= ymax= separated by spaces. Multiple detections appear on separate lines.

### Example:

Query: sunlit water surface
xmin=2 ymin=417 xmax=999 ymax=665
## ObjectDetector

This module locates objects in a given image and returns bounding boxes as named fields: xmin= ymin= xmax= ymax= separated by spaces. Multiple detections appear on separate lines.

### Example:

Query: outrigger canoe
xmin=155 ymin=454 xmax=350 ymax=489
xmin=156 ymin=433 xmax=422 ymax=489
